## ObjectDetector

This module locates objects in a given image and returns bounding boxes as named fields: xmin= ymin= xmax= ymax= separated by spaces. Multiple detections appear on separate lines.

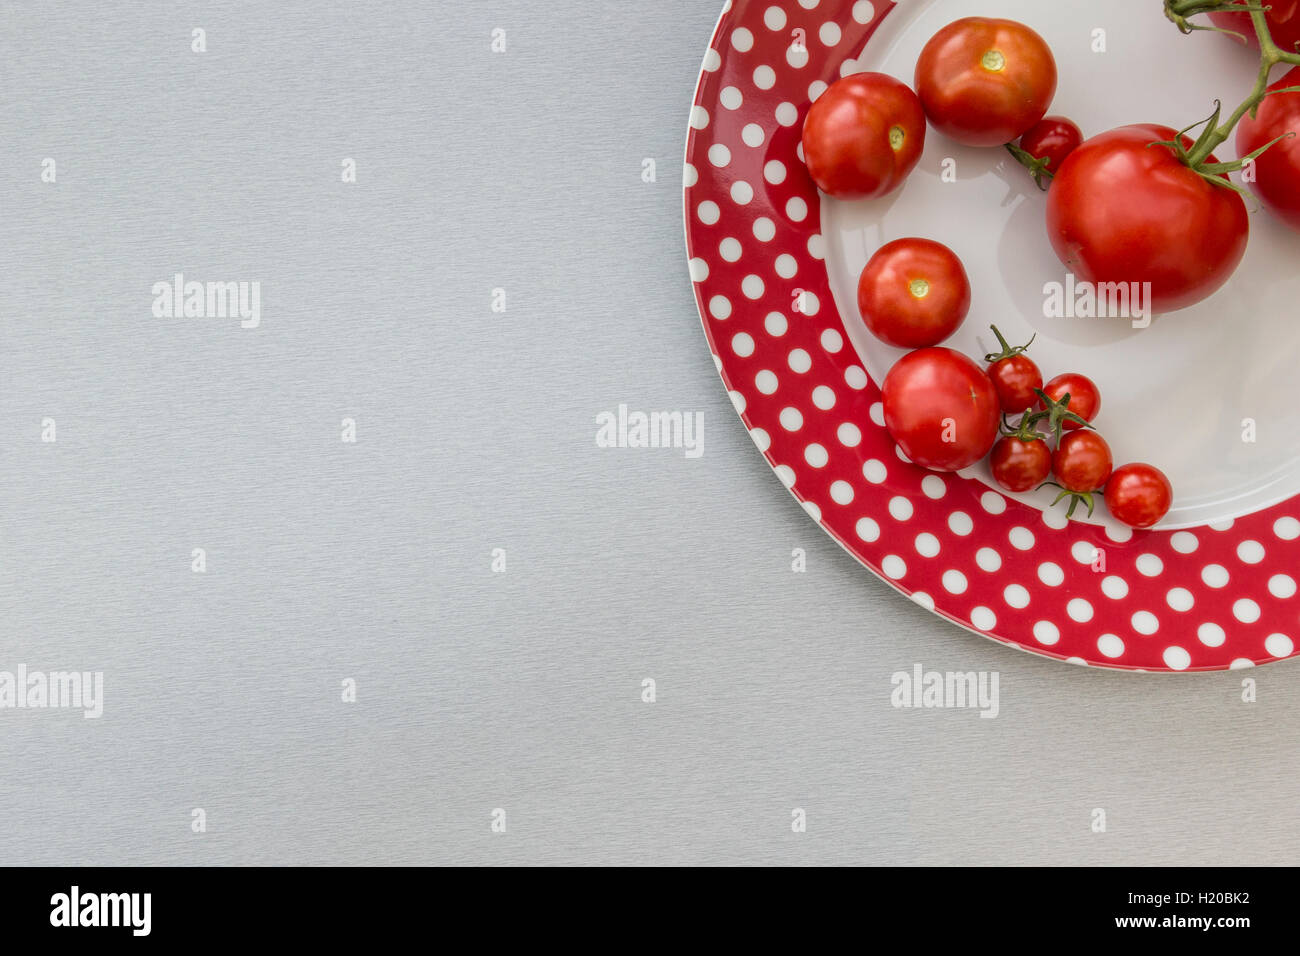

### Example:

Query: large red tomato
xmin=1208 ymin=0 xmax=1300 ymax=51
xmin=1046 ymin=125 xmax=1249 ymax=314
xmin=1236 ymin=67 xmax=1300 ymax=231
xmin=881 ymin=348 xmax=1000 ymax=472
xmin=914 ymin=18 xmax=1057 ymax=147
xmin=801 ymin=73 xmax=926 ymax=199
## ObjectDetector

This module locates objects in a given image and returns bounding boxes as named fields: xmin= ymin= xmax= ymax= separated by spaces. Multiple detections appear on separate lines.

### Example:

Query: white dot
xmin=853 ymin=0 xmax=876 ymax=23
xmin=755 ymin=369 xmax=778 ymax=394
xmin=1131 ymin=611 xmax=1159 ymax=635
xmin=856 ymin=517 xmax=880 ymax=542
xmin=775 ymin=101 xmax=799 ymax=126
xmin=764 ymin=159 xmax=787 ymax=184
xmin=882 ymin=555 xmax=906 ymax=579
xmin=804 ymin=443 xmax=828 ymax=468
xmin=708 ymin=295 xmax=732 ymax=319
xmin=1265 ymin=633 xmax=1295 ymax=657
xmin=1071 ymin=541 xmax=1099 ymax=565
xmin=763 ymin=311 xmax=787 ymax=337
xmin=969 ymin=606 xmax=995 ymax=631
xmin=1269 ymin=574 xmax=1297 ymax=598
xmin=1230 ymin=658 xmax=1256 ymax=669
xmin=1209 ymin=518 xmax=1235 ymax=531
xmin=798 ymin=0 xmax=821 ymax=9
xmin=702 ymin=48 xmax=721 ymax=72
xmin=838 ymin=59 xmax=860 ymax=78
xmin=731 ymin=27 xmax=754 ymax=51
xmin=975 ymin=547 xmax=1001 ymax=572
xmin=1234 ymin=598 xmax=1261 ymax=623
xmin=786 ymin=197 xmax=808 ymax=221
xmin=921 ymin=475 xmax=946 ymax=499
xmin=1042 ymin=509 xmax=1069 ymax=530
xmin=1009 ymin=527 xmax=1035 ymax=551
xmin=981 ymin=492 xmax=1007 ymax=515
xmin=763 ymin=6 xmax=787 ymax=31
xmin=688 ymin=258 xmax=709 ymax=282
xmin=785 ymin=348 xmax=811 ymax=373
xmin=708 ymin=143 xmax=731 ymax=167
xmin=1104 ymin=523 xmax=1133 ymax=542
xmin=819 ymin=21 xmax=842 ymax=46
xmin=812 ymin=385 xmax=836 ymax=409
xmin=802 ymin=500 xmax=822 ymax=522
xmin=1097 ymin=634 xmax=1125 ymax=658
xmin=1198 ymin=622 xmax=1226 ymax=647
xmin=697 ymin=200 xmax=720 ymax=224
xmin=751 ymin=428 xmax=771 ymax=452
xmin=1201 ymin=564 xmax=1229 ymax=588
xmin=1166 ymin=588 xmax=1194 ymax=612
xmin=779 ymin=406 xmax=803 ymax=431
xmin=1037 ymin=562 xmax=1064 ymax=586
xmin=741 ymin=124 xmax=765 ymax=148
xmin=1163 ymin=646 xmax=1191 ymax=671
xmin=1004 ymin=584 xmax=1030 ymax=608
xmin=689 ymin=105 xmax=710 ymax=130
xmin=1274 ymin=516 xmax=1300 ymax=540
xmin=1067 ymin=598 xmax=1094 ymax=622
xmin=837 ymin=422 xmax=861 ymax=447
xmin=731 ymin=180 xmax=755 ymax=205
xmin=753 ymin=65 xmax=777 ymax=90
xmin=915 ymin=533 xmax=940 ymax=557
xmin=753 ymin=217 xmax=776 ymax=242
xmin=1101 ymin=575 xmax=1129 ymax=599
xmin=731 ymin=332 xmax=755 ymax=357
xmin=912 ymin=591 xmax=935 ymax=611
xmin=800 ymin=291 xmax=823 ymax=317
xmin=888 ymin=497 xmax=913 ymax=522
xmin=774 ymin=464 xmax=796 ymax=487
xmin=787 ymin=44 xmax=809 ymax=68
xmin=943 ymin=569 xmax=968 ymax=594
xmin=729 ymin=390 xmax=746 ymax=414
xmin=1135 ymin=553 xmax=1163 ymax=577
xmin=774 ymin=254 xmax=797 ymax=279
xmin=807 ymin=233 xmax=826 ymax=259
xmin=830 ymin=480 xmax=854 ymax=505
xmin=719 ymin=237 xmax=742 ymax=261
xmin=1237 ymin=539 xmax=1266 ymax=564
xmin=741 ymin=274 xmax=764 ymax=299
xmin=1170 ymin=531 xmax=1199 ymax=553
xmin=863 ymin=459 xmax=886 ymax=483
xmin=683 ymin=163 xmax=698 ymax=187
xmin=820 ymin=328 xmax=842 ymax=353
xmin=845 ymin=366 xmax=868 ymax=390
xmin=948 ymin=511 xmax=973 ymax=536
xmin=1033 ymin=621 xmax=1060 ymax=646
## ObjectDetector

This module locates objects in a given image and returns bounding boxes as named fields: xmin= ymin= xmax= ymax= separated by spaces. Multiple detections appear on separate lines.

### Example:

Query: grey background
xmin=0 ymin=0 xmax=1295 ymax=866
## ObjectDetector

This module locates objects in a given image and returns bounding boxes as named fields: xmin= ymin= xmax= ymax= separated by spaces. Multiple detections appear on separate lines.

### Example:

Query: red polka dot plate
xmin=683 ymin=0 xmax=1300 ymax=671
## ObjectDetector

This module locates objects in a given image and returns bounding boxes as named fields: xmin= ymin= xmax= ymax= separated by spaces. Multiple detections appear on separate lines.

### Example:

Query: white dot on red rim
xmin=731 ymin=332 xmax=755 ymax=357
xmin=754 ymin=369 xmax=778 ymax=394
xmin=1166 ymin=587 xmax=1194 ymax=612
xmin=709 ymin=295 xmax=731 ymax=319
xmin=764 ymin=160 xmax=787 ymax=184
xmin=787 ymin=348 xmax=811 ymax=373
xmin=921 ymin=475 xmax=946 ymax=499
xmin=1274 ymin=516 xmax=1300 ymax=539
xmin=1170 ymin=531 xmax=1198 ymax=553
xmin=804 ymin=443 xmax=829 ymax=467
xmin=882 ymin=554 xmax=906 ymax=579
xmin=702 ymin=49 xmax=721 ymax=72
xmin=1033 ymin=621 xmax=1060 ymax=645
xmin=837 ymin=422 xmax=861 ymax=446
xmin=1135 ymin=553 xmax=1163 ymax=576
xmin=888 ymin=496 xmax=913 ymax=521
xmin=812 ymin=385 xmax=836 ymax=409
xmin=853 ymin=0 xmax=876 ymax=23
xmin=779 ymin=406 xmax=803 ymax=431
xmin=708 ymin=143 xmax=731 ymax=167
xmin=819 ymin=21 xmax=842 ymax=45
xmin=981 ymin=491 xmax=1007 ymax=514
xmin=697 ymin=200 xmax=720 ymax=224
xmin=688 ymin=258 xmax=708 ymax=282
xmin=775 ymin=254 xmax=798 ymax=278
xmin=764 ymin=311 xmax=787 ymax=335
xmin=912 ymin=591 xmax=935 ymax=610
xmin=719 ymin=86 xmax=742 ymax=110
xmin=915 ymin=532 xmax=940 ymax=557
xmin=844 ymin=366 xmax=868 ymax=389
xmin=856 ymin=517 xmax=880 ymax=542
xmin=1004 ymin=584 xmax=1029 ymax=608
xmin=970 ymin=606 xmax=996 ymax=631
xmin=753 ymin=217 xmax=776 ymax=242
xmin=1269 ymin=574 xmax=1297 ymax=598
xmin=732 ymin=177 xmax=755 ymax=203
xmin=1038 ymin=562 xmax=1064 ymax=586
xmin=948 ymin=511 xmax=973 ymax=535
xmin=1009 ymin=527 xmax=1035 ymax=550
xmin=1067 ymin=598 xmax=1094 ymax=622
xmin=1201 ymin=564 xmax=1229 ymax=587
xmin=863 ymin=459 xmax=886 ymax=483
xmin=741 ymin=274 xmax=764 ymax=298
xmin=775 ymin=101 xmax=799 ymax=126
xmin=1071 ymin=540 xmax=1098 ymax=564
xmin=1265 ymin=633 xmax=1295 ymax=657
xmin=830 ymin=480 xmax=854 ymax=505
xmin=689 ymin=105 xmax=709 ymax=130
xmin=1131 ymin=610 xmax=1159 ymax=635
xmin=1197 ymin=622 xmax=1226 ymax=647
xmin=867 ymin=402 xmax=884 ymax=426
xmin=787 ymin=44 xmax=810 ymax=68
xmin=786 ymin=197 xmax=808 ymax=221
xmin=774 ymin=464 xmax=795 ymax=487
xmin=975 ymin=547 xmax=1001 ymax=572
xmin=802 ymin=500 xmax=821 ymax=522
xmin=763 ymin=6 xmax=786 ymax=30
xmin=1101 ymin=575 xmax=1129 ymax=599
xmin=683 ymin=163 xmax=698 ymax=187
xmin=1097 ymin=634 xmax=1124 ymax=658
xmin=942 ymin=569 xmax=967 ymax=594
xmin=1233 ymin=598 xmax=1261 ymax=623
xmin=1237 ymin=539 xmax=1266 ymax=564
xmin=753 ymin=64 xmax=777 ymax=89
xmin=729 ymin=390 xmax=745 ymax=414
xmin=719 ymin=237 xmax=741 ymax=262
xmin=731 ymin=27 xmax=754 ymax=51
xmin=1163 ymin=646 xmax=1191 ymax=671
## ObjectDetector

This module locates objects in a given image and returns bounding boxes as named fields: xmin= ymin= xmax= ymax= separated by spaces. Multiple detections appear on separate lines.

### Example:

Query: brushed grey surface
xmin=0 ymin=1 xmax=1296 ymax=867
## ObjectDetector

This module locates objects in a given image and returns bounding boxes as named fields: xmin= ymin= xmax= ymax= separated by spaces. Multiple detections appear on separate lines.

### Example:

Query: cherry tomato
xmin=990 ymin=436 xmax=1051 ymax=492
xmin=1209 ymin=0 xmax=1300 ymax=52
xmin=1018 ymin=115 xmax=1083 ymax=173
xmin=1052 ymin=430 xmax=1113 ymax=493
xmin=857 ymin=238 xmax=970 ymax=348
xmin=914 ymin=17 xmax=1057 ymax=147
xmin=1236 ymin=67 xmax=1300 ymax=231
xmin=881 ymin=348 xmax=1000 ymax=472
xmin=989 ymin=354 xmax=1042 ymax=413
xmin=1104 ymin=463 xmax=1173 ymax=529
xmin=1046 ymin=125 xmax=1249 ymax=314
xmin=801 ymin=73 xmax=926 ymax=200
xmin=1041 ymin=373 xmax=1100 ymax=430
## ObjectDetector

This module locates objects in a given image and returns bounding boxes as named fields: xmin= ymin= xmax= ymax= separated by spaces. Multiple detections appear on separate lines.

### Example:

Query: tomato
xmin=1018 ymin=115 xmax=1082 ymax=173
xmin=881 ymin=348 xmax=1000 ymax=472
xmin=801 ymin=73 xmax=926 ymax=199
xmin=1046 ymin=125 xmax=1249 ymax=314
xmin=1040 ymin=372 xmax=1100 ymax=430
xmin=914 ymin=18 xmax=1057 ymax=147
xmin=1209 ymin=0 xmax=1300 ymax=51
xmin=1236 ymin=67 xmax=1300 ymax=231
xmin=856 ymin=238 xmax=970 ymax=348
xmin=1052 ymin=430 xmax=1113 ymax=493
xmin=1104 ymin=463 xmax=1173 ymax=529
xmin=990 ymin=436 xmax=1051 ymax=492
xmin=989 ymin=354 xmax=1042 ymax=413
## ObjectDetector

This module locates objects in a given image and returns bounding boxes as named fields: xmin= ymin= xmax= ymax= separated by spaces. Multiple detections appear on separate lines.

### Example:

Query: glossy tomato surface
xmin=988 ymin=353 xmax=1042 ymax=413
xmin=1046 ymin=124 xmax=1249 ymax=314
xmin=990 ymin=436 xmax=1051 ymax=492
xmin=1105 ymin=463 xmax=1174 ymax=529
xmin=1019 ymin=115 xmax=1083 ymax=173
xmin=881 ymin=348 xmax=1000 ymax=472
xmin=1041 ymin=372 xmax=1100 ymax=430
xmin=1209 ymin=0 xmax=1300 ymax=51
xmin=1052 ymin=430 xmax=1113 ymax=493
xmin=856 ymin=237 xmax=970 ymax=348
xmin=914 ymin=17 xmax=1057 ymax=147
xmin=801 ymin=72 xmax=926 ymax=199
xmin=1237 ymin=67 xmax=1300 ymax=231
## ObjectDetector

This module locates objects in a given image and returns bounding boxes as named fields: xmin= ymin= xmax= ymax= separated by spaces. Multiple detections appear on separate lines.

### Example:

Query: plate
xmin=683 ymin=0 xmax=1300 ymax=670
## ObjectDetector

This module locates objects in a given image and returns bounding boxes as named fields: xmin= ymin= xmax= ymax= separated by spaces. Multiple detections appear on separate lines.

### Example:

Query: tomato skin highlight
xmin=1046 ymin=124 xmax=1249 ymax=314
xmin=914 ymin=17 xmax=1057 ymax=147
xmin=801 ymin=73 xmax=926 ymax=200
xmin=1052 ymin=430 xmax=1113 ymax=493
xmin=1208 ymin=0 xmax=1300 ymax=51
xmin=857 ymin=238 xmax=971 ymax=348
xmin=1236 ymin=67 xmax=1300 ymax=232
xmin=990 ymin=436 xmax=1051 ymax=492
xmin=988 ymin=353 xmax=1042 ymax=413
xmin=1041 ymin=372 xmax=1100 ymax=430
xmin=881 ymin=348 xmax=1000 ymax=472
xmin=1018 ymin=115 xmax=1082 ymax=173
xmin=1104 ymin=463 xmax=1173 ymax=529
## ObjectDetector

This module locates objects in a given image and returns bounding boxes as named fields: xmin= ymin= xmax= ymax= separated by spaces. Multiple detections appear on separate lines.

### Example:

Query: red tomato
xmin=1236 ymin=67 xmax=1300 ymax=231
xmin=914 ymin=18 xmax=1057 ymax=147
xmin=801 ymin=73 xmax=926 ymax=199
xmin=1208 ymin=0 xmax=1300 ymax=51
xmin=989 ymin=354 xmax=1042 ymax=413
xmin=1104 ymin=463 xmax=1173 ymax=529
xmin=881 ymin=348 xmax=1000 ymax=472
xmin=990 ymin=436 xmax=1051 ymax=492
xmin=1018 ymin=116 xmax=1082 ymax=173
xmin=857 ymin=238 xmax=970 ymax=348
xmin=1046 ymin=125 xmax=1249 ymax=314
xmin=1052 ymin=430 xmax=1113 ymax=493
xmin=1041 ymin=373 xmax=1100 ymax=430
